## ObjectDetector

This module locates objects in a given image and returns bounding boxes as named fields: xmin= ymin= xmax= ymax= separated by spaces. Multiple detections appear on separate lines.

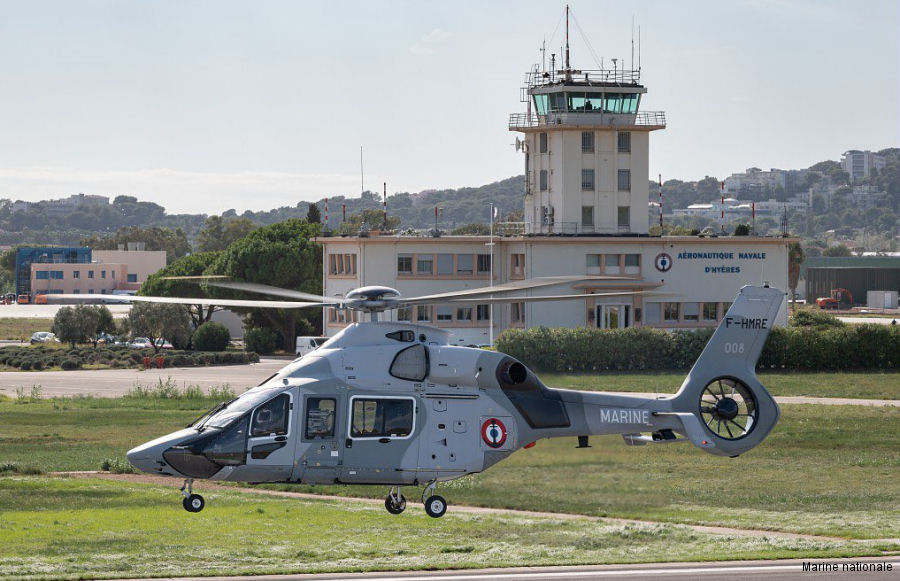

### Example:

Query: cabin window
xmin=390 ymin=344 xmax=429 ymax=381
xmin=350 ymin=397 xmax=414 ymax=439
xmin=251 ymin=394 xmax=289 ymax=437
xmin=304 ymin=397 xmax=335 ymax=439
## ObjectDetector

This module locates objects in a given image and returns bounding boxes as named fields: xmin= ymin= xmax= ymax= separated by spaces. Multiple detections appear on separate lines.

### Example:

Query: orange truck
xmin=816 ymin=288 xmax=853 ymax=310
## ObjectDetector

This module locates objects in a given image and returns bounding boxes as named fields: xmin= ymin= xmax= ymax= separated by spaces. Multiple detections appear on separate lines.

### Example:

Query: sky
xmin=0 ymin=0 xmax=897 ymax=214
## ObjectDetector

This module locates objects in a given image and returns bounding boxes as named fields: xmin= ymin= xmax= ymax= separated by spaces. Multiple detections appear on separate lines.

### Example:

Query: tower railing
xmin=509 ymin=111 xmax=666 ymax=130
xmin=525 ymin=67 xmax=641 ymax=89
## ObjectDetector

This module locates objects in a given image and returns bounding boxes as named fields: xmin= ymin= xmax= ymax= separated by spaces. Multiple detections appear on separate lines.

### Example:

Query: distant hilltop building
xmin=841 ymin=150 xmax=886 ymax=182
xmin=11 ymin=193 xmax=110 ymax=216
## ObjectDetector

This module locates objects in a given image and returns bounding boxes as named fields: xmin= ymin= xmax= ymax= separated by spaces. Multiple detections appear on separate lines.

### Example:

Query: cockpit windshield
xmin=195 ymin=387 xmax=284 ymax=430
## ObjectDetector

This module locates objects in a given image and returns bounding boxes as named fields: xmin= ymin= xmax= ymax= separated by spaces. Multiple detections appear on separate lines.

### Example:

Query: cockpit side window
xmin=251 ymin=393 xmax=289 ymax=437
xmin=389 ymin=344 xmax=428 ymax=381
xmin=350 ymin=397 xmax=414 ymax=439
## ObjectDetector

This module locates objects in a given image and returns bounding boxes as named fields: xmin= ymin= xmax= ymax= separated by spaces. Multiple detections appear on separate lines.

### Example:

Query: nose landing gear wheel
xmin=424 ymin=495 xmax=447 ymax=518
xmin=385 ymin=493 xmax=406 ymax=515
xmin=183 ymin=494 xmax=205 ymax=513
xmin=700 ymin=377 xmax=758 ymax=440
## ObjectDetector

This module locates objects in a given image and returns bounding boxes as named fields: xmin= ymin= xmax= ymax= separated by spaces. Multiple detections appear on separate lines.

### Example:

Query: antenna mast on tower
xmin=564 ymin=4 xmax=572 ymax=81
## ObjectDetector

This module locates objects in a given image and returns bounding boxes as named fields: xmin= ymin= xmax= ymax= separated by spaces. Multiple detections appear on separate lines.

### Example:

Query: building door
xmin=597 ymin=304 xmax=631 ymax=329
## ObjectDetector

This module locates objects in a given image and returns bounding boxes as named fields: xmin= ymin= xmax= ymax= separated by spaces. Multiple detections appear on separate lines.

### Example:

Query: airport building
xmin=318 ymin=28 xmax=792 ymax=344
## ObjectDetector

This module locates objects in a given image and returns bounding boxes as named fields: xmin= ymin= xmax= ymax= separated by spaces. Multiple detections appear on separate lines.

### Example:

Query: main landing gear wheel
xmin=385 ymin=492 xmax=407 ymax=515
xmin=183 ymin=494 xmax=205 ymax=513
xmin=424 ymin=495 xmax=447 ymax=518
xmin=700 ymin=377 xmax=758 ymax=440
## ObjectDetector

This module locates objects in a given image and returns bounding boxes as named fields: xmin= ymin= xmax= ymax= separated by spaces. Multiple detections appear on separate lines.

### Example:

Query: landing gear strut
xmin=421 ymin=480 xmax=447 ymax=518
xmin=181 ymin=479 xmax=205 ymax=513
xmin=384 ymin=486 xmax=406 ymax=515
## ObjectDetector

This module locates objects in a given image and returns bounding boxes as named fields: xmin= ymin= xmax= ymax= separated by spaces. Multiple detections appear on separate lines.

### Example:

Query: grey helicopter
xmin=59 ymin=277 xmax=784 ymax=518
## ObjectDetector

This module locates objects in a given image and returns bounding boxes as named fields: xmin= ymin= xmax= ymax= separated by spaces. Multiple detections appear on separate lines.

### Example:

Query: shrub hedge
xmin=0 ymin=345 xmax=260 ymax=371
xmin=191 ymin=322 xmax=231 ymax=352
xmin=244 ymin=327 xmax=279 ymax=355
xmin=495 ymin=324 xmax=899 ymax=372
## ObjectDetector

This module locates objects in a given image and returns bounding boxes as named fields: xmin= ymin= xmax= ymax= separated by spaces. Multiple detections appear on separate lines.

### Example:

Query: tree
xmin=734 ymin=224 xmax=750 ymax=236
xmin=451 ymin=223 xmax=491 ymax=235
xmin=129 ymin=302 xmax=192 ymax=353
xmin=212 ymin=219 xmax=321 ymax=351
xmin=338 ymin=209 xmax=400 ymax=234
xmin=52 ymin=306 xmax=88 ymax=348
xmin=140 ymin=251 xmax=224 ymax=328
xmin=787 ymin=242 xmax=805 ymax=310
xmin=306 ymin=202 xmax=321 ymax=224
xmin=197 ymin=216 xmax=257 ymax=252
xmin=823 ymin=244 xmax=852 ymax=257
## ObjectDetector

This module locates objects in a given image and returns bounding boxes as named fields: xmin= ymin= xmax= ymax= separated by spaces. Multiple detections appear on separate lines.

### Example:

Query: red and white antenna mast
xmin=564 ymin=4 xmax=572 ymax=81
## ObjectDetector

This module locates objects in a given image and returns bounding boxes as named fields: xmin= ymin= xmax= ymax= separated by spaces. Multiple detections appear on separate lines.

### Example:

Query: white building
xmin=841 ymin=150 xmax=886 ymax=182
xmin=317 ymin=21 xmax=792 ymax=344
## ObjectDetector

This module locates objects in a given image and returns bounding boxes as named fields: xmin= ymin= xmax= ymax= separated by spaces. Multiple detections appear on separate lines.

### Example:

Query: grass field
xmin=539 ymin=371 xmax=900 ymax=400
xmin=1 ymin=393 xmax=898 ymax=542
xmin=0 ymin=318 xmax=53 ymax=342
xmin=2 ymin=477 xmax=885 ymax=581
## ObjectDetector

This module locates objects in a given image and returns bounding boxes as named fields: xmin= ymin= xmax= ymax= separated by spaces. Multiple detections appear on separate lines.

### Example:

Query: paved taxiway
xmin=0 ymin=360 xmax=897 ymax=407
xmin=109 ymin=559 xmax=900 ymax=581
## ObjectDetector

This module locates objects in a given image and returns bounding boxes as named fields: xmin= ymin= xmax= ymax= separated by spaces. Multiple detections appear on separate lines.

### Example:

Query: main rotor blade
xmin=449 ymin=291 xmax=663 ymax=303
xmin=202 ymin=280 xmax=347 ymax=304
xmin=48 ymin=294 xmax=334 ymax=310
xmin=402 ymin=276 xmax=625 ymax=304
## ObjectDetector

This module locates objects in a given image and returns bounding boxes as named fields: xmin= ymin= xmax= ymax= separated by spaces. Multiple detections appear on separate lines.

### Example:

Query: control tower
xmin=509 ymin=13 xmax=666 ymax=235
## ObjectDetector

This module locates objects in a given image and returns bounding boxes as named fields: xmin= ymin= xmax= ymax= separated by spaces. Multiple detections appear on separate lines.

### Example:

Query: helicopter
xmin=57 ymin=277 xmax=784 ymax=518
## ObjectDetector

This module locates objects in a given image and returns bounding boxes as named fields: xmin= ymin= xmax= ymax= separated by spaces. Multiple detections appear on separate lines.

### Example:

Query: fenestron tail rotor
xmin=699 ymin=378 xmax=758 ymax=440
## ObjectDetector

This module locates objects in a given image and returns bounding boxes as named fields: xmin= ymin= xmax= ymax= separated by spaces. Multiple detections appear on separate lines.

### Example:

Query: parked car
xmin=30 ymin=331 xmax=59 ymax=344
xmin=295 ymin=336 xmax=328 ymax=356
xmin=128 ymin=337 xmax=173 ymax=350
xmin=3 ymin=293 xmax=16 ymax=305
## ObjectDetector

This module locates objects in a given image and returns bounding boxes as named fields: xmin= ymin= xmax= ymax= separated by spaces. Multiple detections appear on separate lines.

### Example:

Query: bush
xmin=790 ymin=309 xmax=844 ymax=328
xmin=497 ymin=323 xmax=900 ymax=372
xmin=244 ymin=327 xmax=278 ymax=355
xmin=191 ymin=322 xmax=231 ymax=352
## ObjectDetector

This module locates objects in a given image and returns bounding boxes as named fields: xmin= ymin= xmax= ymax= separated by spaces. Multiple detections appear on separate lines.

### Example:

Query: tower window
xmin=581 ymin=169 xmax=595 ymax=191
xmin=539 ymin=169 xmax=548 ymax=191
xmin=581 ymin=206 xmax=594 ymax=228
xmin=618 ymin=132 xmax=631 ymax=153
xmin=581 ymin=132 xmax=594 ymax=153
xmin=617 ymin=170 xmax=631 ymax=191
xmin=539 ymin=133 xmax=548 ymax=153
xmin=617 ymin=206 xmax=630 ymax=229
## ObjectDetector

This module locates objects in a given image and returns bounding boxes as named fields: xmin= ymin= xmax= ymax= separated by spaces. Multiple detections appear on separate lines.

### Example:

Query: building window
xmin=605 ymin=254 xmax=621 ymax=273
xmin=511 ymin=302 xmax=524 ymax=323
xmin=581 ymin=169 xmax=594 ymax=191
xmin=416 ymin=255 xmax=433 ymax=275
xmin=581 ymin=131 xmax=594 ymax=153
xmin=624 ymin=254 xmax=640 ymax=268
xmin=663 ymin=302 xmax=680 ymax=322
xmin=35 ymin=271 xmax=49 ymax=280
xmin=397 ymin=307 xmax=412 ymax=322
xmin=617 ymin=169 xmax=631 ymax=191
xmin=456 ymin=254 xmax=473 ymax=275
xmin=683 ymin=303 xmax=699 ymax=322
xmin=586 ymin=254 xmax=601 ymax=268
xmin=581 ymin=206 xmax=594 ymax=227
xmin=50 ymin=271 xmax=63 ymax=279
xmin=73 ymin=270 xmax=80 ymax=279
xmin=397 ymin=254 xmax=413 ymax=275
xmin=88 ymin=271 xmax=94 ymax=279
xmin=617 ymin=206 xmax=630 ymax=229
xmin=436 ymin=254 xmax=454 ymax=276
xmin=101 ymin=270 xmax=106 ymax=279
xmin=73 ymin=289 xmax=80 ymax=294
xmin=539 ymin=132 xmax=548 ymax=153
xmin=111 ymin=270 xmax=115 ymax=279
xmin=436 ymin=306 xmax=453 ymax=322
xmin=477 ymin=254 xmax=491 ymax=274
xmin=476 ymin=304 xmax=490 ymax=321
xmin=416 ymin=305 xmax=430 ymax=322
xmin=702 ymin=302 xmax=718 ymax=322
xmin=456 ymin=307 xmax=473 ymax=322
xmin=329 ymin=254 xmax=357 ymax=276
xmin=539 ymin=169 xmax=548 ymax=191
xmin=510 ymin=253 xmax=525 ymax=278
xmin=127 ymin=273 xmax=137 ymax=283
xmin=618 ymin=131 xmax=631 ymax=153
xmin=88 ymin=288 xmax=94 ymax=294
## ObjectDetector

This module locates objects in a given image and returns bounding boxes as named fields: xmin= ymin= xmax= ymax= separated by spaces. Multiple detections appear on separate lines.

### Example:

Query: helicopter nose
xmin=126 ymin=428 xmax=198 ymax=475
